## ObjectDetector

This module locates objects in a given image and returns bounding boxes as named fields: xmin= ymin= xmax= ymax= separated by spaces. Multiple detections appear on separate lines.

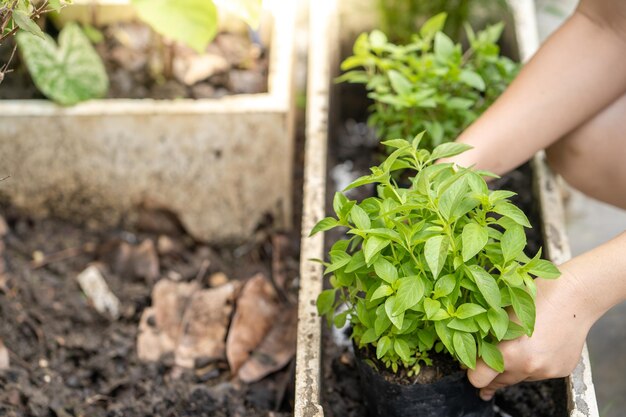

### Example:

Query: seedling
xmin=337 ymin=13 xmax=519 ymax=151
xmin=312 ymin=135 xmax=560 ymax=375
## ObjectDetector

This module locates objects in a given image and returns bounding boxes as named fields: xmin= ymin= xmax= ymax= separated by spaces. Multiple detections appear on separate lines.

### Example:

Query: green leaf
xmin=351 ymin=204 xmax=371 ymax=230
xmin=462 ymin=223 xmax=489 ymax=262
xmin=487 ymin=307 xmax=509 ymax=341
xmin=430 ymin=142 xmax=473 ymax=161
xmin=16 ymin=23 xmax=109 ymax=106
xmin=360 ymin=328 xmax=377 ymax=344
xmin=48 ymin=0 xmax=64 ymax=12
xmin=468 ymin=265 xmax=501 ymax=310
xmin=394 ymin=339 xmax=412 ymax=363
xmin=433 ymin=274 xmax=456 ymax=298
xmin=333 ymin=192 xmax=348 ymax=218
xmin=434 ymin=32 xmax=455 ymax=61
xmin=453 ymin=331 xmax=477 ymax=369
xmin=374 ymin=258 xmax=398 ymax=284
xmin=481 ymin=341 xmax=504 ymax=372
xmin=459 ymin=70 xmax=486 ymax=91
xmin=324 ymin=251 xmax=351 ymax=274
xmin=501 ymin=225 xmax=527 ymax=263
xmin=377 ymin=335 xmax=392 ymax=359
xmin=316 ymin=289 xmax=336 ymax=316
xmin=385 ymin=296 xmax=404 ymax=329
xmin=363 ymin=236 xmax=390 ymax=264
xmin=493 ymin=202 xmax=531 ymax=228
xmin=425 ymin=235 xmax=449 ymax=280
xmin=448 ymin=317 xmax=479 ymax=332
xmin=424 ymin=298 xmax=441 ymax=319
xmin=388 ymin=70 xmax=412 ymax=96
xmin=435 ymin=321 xmax=454 ymax=354
xmin=310 ymin=217 xmax=339 ymax=236
xmin=345 ymin=251 xmax=366 ymax=273
xmin=503 ymin=321 xmax=526 ymax=340
xmin=369 ymin=30 xmax=387 ymax=48
xmin=509 ymin=287 xmax=536 ymax=336
xmin=527 ymin=259 xmax=561 ymax=279
xmin=217 ymin=0 xmax=262 ymax=28
xmin=371 ymin=284 xmax=393 ymax=301
xmin=131 ymin=0 xmax=218 ymax=53
xmin=456 ymin=303 xmax=487 ymax=319
xmin=13 ymin=10 xmax=45 ymax=38
xmin=420 ymin=12 xmax=447 ymax=40
xmin=375 ymin=307 xmax=391 ymax=336
xmin=392 ymin=276 xmax=425 ymax=316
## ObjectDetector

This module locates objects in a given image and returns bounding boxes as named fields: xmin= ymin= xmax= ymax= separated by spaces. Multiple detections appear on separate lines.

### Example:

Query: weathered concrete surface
xmin=0 ymin=1 xmax=296 ymax=243
xmin=294 ymin=0 xmax=336 ymax=416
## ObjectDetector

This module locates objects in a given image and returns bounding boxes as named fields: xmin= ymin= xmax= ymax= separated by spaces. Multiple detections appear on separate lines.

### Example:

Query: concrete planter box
xmin=294 ymin=1 xmax=599 ymax=416
xmin=0 ymin=0 xmax=296 ymax=243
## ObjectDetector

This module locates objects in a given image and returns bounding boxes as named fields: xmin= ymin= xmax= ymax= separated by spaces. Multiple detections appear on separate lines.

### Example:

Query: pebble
xmin=209 ymin=272 xmax=229 ymax=287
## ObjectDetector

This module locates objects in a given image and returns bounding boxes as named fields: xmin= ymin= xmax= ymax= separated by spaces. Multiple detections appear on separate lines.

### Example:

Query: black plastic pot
xmin=355 ymin=351 xmax=494 ymax=417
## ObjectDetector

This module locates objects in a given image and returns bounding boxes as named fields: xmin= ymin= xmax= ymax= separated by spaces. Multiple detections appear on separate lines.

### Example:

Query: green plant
xmin=130 ymin=0 xmax=262 ymax=53
xmin=376 ymin=0 xmax=508 ymax=43
xmin=16 ymin=22 xmax=108 ymax=105
xmin=1 ymin=0 xmax=69 ymax=83
xmin=312 ymin=136 xmax=560 ymax=374
xmin=338 ymin=14 xmax=519 ymax=152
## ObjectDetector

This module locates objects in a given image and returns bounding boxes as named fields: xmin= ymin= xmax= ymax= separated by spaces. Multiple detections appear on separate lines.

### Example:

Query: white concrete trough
xmin=0 ymin=0 xmax=296 ymax=243
xmin=294 ymin=0 xmax=599 ymax=416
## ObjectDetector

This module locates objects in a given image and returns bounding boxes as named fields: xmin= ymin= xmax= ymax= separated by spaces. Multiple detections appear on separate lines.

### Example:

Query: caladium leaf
xmin=17 ymin=23 xmax=108 ymax=105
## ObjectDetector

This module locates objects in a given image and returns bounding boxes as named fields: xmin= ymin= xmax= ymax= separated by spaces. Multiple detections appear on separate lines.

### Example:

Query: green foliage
xmin=16 ymin=23 xmax=109 ymax=105
xmin=130 ymin=0 xmax=262 ymax=53
xmin=1 ymin=0 xmax=68 ymax=42
xmin=338 ymin=14 xmax=519 ymax=151
xmin=376 ymin=0 xmax=509 ymax=43
xmin=311 ymin=136 xmax=560 ymax=374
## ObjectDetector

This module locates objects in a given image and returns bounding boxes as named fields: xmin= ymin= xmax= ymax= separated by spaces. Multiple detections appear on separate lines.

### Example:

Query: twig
xmin=29 ymin=243 xmax=95 ymax=269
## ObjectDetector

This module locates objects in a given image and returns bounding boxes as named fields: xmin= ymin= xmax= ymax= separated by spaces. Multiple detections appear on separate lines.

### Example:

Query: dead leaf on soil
xmin=137 ymin=279 xmax=239 ymax=367
xmin=131 ymin=239 xmax=160 ymax=282
xmin=226 ymin=273 xmax=279 ymax=374
xmin=238 ymin=306 xmax=297 ymax=383
xmin=175 ymin=282 xmax=238 ymax=368
xmin=100 ymin=239 xmax=160 ymax=282
xmin=76 ymin=264 xmax=121 ymax=320
xmin=152 ymin=279 xmax=198 ymax=342
xmin=0 ymin=339 xmax=9 ymax=370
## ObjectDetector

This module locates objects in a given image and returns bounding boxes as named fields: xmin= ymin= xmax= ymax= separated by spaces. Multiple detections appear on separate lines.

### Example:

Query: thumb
xmin=467 ymin=358 xmax=499 ymax=389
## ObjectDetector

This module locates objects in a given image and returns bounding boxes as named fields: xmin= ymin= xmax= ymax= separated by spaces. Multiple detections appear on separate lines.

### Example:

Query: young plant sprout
xmin=337 ymin=13 xmax=519 ymax=151
xmin=312 ymin=135 xmax=560 ymax=375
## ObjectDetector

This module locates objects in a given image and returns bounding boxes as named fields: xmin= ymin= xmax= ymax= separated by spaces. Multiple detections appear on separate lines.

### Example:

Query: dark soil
xmin=0 ymin=204 xmax=299 ymax=417
xmin=356 ymin=343 xmax=461 ymax=385
xmin=0 ymin=21 xmax=268 ymax=101
xmin=321 ymin=81 xmax=568 ymax=417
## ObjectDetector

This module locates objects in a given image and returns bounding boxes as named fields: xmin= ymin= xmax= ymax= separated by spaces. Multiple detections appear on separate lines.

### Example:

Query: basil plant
xmin=312 ymin=136 xmax=560 ymax=375
xmin=338 ymin=13 xmax=519 ymax=151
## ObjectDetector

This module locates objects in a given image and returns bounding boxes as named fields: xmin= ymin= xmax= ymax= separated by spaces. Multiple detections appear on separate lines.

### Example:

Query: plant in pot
xmin=337 ymin=13 xmax=519 ymax=151
xmin=12 ymin=0 xmax=263 ymax=104
xmin=311 ymin=136 xmax=561 ymax=417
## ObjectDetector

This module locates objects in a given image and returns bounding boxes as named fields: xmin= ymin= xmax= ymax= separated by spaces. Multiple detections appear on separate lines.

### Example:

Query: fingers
xmin=479 ymin=369 xmax=529 ymax=401
xmin=467 ymin=358 xmax=499 ymax=389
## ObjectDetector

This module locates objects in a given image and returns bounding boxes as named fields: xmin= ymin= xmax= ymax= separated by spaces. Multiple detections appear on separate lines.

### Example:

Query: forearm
xmin=450 ymin=0 xmax=626 ymax=174
xmin=558 ymin=231 xmax=626 ymax=324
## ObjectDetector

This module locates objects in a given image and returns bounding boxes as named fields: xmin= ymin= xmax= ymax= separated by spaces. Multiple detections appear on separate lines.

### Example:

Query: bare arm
xmin=447 ymin=0 xmax=626 ymax=174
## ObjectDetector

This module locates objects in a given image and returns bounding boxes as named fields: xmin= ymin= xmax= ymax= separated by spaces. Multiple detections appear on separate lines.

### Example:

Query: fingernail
xmin=480 ymin=392 xmax=493 ymax=401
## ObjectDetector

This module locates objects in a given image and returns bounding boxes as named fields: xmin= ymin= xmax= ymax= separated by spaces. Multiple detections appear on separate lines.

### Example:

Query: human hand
xmin=467 ymin=268 xmax=595 ymax=400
